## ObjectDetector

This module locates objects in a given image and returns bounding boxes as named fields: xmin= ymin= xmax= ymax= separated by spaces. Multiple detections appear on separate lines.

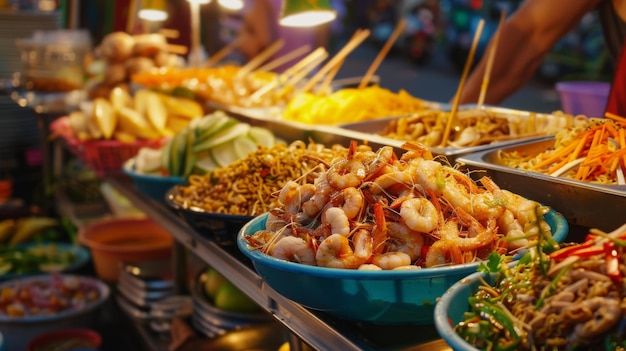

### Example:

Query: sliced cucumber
xmin=183 ymin=129 xmax=197 ymax=177
xmin=248 ymin=126 xmax=276 ymax=147
xmin=195 ymin=155 xmax=219 ymax=173
xmin=233 ymin=135 xmax=259 ymax=159
xmin=193 ymin=122 xmax=251 ymax=152
xmin=161 ymin=140 xmax=172 ymax=174
xmin=195 ymin=114 xmax=233 ymax=141
xmin=209 ymin=139 xmax=240 ymax=168
xmin=169 ymin=130 xmax=188 ymax=177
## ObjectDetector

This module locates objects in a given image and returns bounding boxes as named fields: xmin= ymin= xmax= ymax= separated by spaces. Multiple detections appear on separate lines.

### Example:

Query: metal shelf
xmin=106 ymin=177 xmax=449 ymax=351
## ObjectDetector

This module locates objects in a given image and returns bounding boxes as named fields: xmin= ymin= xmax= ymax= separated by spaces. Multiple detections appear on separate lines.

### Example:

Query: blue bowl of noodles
xmin=237 ymin=209 xmax=568 ymax=325
xmin=434 ymin=269 xmax=492 ymax=350
xmin=122 ymin=158 xmax=185 ymax=202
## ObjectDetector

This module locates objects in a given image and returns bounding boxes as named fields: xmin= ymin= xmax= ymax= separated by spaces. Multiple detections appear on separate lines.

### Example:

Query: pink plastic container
xmin=555 ymin=81 xmax=611 ymax=117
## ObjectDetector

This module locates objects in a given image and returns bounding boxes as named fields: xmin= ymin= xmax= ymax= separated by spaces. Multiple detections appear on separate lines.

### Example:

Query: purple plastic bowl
xmin=555 ymin=81 xmax=611 ymax=118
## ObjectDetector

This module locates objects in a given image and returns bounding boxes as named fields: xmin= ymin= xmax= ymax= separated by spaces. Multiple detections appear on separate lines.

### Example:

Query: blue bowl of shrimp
xmin=237 ymin=209 xmax=568 ymax=325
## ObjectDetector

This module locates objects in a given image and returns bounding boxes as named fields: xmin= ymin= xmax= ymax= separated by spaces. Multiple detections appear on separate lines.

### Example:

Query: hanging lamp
xmin=279 ymin=0 xmax=336 ymax=27
xmin=138 ymin=0 xmax=169 ymax=22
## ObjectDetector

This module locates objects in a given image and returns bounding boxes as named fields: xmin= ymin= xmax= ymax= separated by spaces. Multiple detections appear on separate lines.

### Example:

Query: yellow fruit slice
xmin=117 ymin=107 xmax=160 ymax=140
xmin=158 ymin=93 xmax=204 ymax=120
xmin=109 ymin=86 xmax=133 ymax=110
xmin=93 ymin=97 xmax=117 ymax=139
xmin=144 ymin=91 xmax=169 ymax=135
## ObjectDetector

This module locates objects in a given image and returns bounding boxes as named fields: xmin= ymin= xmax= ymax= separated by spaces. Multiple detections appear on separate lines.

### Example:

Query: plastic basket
xmin=50 ymin=117 xmax=166 ymax=176
xmin=555 ymin=81 xmax=610 ymax=118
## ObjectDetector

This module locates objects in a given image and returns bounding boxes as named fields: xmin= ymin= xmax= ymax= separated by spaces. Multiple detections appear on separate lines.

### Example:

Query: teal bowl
xmin=237 ymin=210 xmax=568 ymax=325
xmin=0 ymin=242 xmax=91 ymax=281
xmin=433 ymin=269 xmax=493 ymax=350
xmin=122 ymin=158 xmax=185 ymax=202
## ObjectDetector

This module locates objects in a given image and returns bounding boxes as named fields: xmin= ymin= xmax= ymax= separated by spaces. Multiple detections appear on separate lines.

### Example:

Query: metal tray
xmin=457 ymin=138 xmax=626 ymax=231
xmin=338 ymin=106 xmax=564 ymax=163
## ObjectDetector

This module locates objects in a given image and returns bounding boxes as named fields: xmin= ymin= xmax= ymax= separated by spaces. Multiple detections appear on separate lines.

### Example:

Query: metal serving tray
xmin=338 ymin=106 xmax=563 ymax=163
xmin=457 ymin=138 xmax=626 ymax=231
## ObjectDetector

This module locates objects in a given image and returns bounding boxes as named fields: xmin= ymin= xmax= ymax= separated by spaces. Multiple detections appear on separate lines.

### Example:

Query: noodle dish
xmin=435 ymin=223 xmax=626 ymax=350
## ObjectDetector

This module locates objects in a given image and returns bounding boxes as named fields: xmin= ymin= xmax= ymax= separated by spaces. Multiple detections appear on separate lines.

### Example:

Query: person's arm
xmin=235 ymin=0 xmax=278 ymax=61
xmin=457 ymin=0 xmax=602 ymax=105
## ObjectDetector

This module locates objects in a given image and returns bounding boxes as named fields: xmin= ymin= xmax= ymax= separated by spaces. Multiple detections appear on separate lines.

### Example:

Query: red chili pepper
xmin=604 ymin=241 xmax=622 ymax=283
xmin=549 ymin=240 xmax=599 ymax=260
xmin=260 ymin=168 xmax=270 ymax=178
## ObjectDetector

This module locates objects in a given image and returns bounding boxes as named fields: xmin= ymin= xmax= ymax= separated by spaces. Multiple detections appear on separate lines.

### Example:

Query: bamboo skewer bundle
xmin=358 ymin=18 xmax=407 ymax=89
xmin=440 ymin=19 xmax=485 ymax=147
xmin=300 ymin=29 xmax=371 ymax=94
xmin=235 ymin=39 xmax=285 ymax=80
xmin=256 ymin=44 xmax=312 ymax=73
xmin=249 ymin=48 xmax=328 ymax=102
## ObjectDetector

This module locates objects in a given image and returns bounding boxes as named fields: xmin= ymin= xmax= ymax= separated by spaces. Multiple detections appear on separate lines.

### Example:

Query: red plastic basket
xmin=50 ymin=117 xmax=167 ymax=176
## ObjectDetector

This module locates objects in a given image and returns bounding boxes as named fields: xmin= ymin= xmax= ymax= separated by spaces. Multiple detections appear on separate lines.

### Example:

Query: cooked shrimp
xmin=339 ymin=187 xmax=364 ymax=220
xmin=271 ymin=236 xmax=316 ymax=265
xmin=278 ymin=180 xmax=301 ymax=214
xmin=386 ymin=221 xmax=424 ymax=261
xmin=364 ymin=145 xmax=395 ymax=179
xmin=400 ymin=197 xmax=439 ymax=233
xmin=369 ymin=171 xmax=414 ymax=197
xmin=441 ymin=208 xmax=497 ymax=251
xmin=321 ymin=207 xmax=350 ymax=237
xmin=327 ymin=159 xmax=366 ymax=189
xmin=400 ymin=141 xmax=433 ymax=161
xmin=302 ymin=173 xmax=332 ymax=218
xmin=372 ymin=252 xmax=412 ymax=270
xmin=500 ymin=189 xmax=540 ymax=227
xmin=358 ymin=264 xmax=383 ymax=271
xmin=409 ymin=158 xmax=444 ymax=194
xmin=327 ymin=140 xmax=366 ymax=189
xmin=424 ymin=238 xmax=463 ymax=268
xmin=246 ymin=229 xmax=284 ymax=252
xmin=441 ymin=172 xmax=505 ymax=220
xmin=315 ymin=230 xmax=372 ymax=269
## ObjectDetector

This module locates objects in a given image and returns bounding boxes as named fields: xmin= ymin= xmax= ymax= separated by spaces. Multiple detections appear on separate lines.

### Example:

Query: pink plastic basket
xmin=50 ymin=117 xmax=166 ymax=176
xmin=555 ymin=81 xmax=610 ymax=118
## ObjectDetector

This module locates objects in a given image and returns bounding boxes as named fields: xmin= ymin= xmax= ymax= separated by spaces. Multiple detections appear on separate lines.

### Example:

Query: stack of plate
xmin=116 ymin=260 xmax=192 ymax=335
xmin=191 ymin=272 xmax=273 ymax=338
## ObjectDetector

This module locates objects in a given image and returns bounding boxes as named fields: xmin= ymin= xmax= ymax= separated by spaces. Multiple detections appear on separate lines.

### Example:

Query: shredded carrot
xmin=568 ymin=132 xmax=590 ymax=162
xmin=531 ymin=141 xmax=580 ymax=170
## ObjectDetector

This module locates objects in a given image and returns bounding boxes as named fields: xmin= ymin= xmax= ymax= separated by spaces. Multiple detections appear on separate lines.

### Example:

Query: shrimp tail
xmin=372 ymin=202 xmax=388 ymax=255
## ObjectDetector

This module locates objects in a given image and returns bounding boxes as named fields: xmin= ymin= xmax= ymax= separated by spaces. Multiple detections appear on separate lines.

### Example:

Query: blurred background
xmin=0 ymin=0 xmax=613 ymax=210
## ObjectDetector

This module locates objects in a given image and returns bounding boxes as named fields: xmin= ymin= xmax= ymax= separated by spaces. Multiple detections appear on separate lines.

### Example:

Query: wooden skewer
xmin=315 ymin=30 xmax=365 ymax=94
xmin=284 ymin=51 xmax=329 ymax=89
xmin=256 ymin=44 xmax=312 ymax=73
xmin=235 ymin=39 xmax=285 ymax=80
xmin=204 ymin=40 xmax=238 ymax=67
xmin=440 ymin=19 xmax=485 ymax=147
xmin=249 ymin=48 xmax=327 ymax=102
xmin=159 ymin=28 xmax=180 ymax=39
xmin=477 ymin=10 xmax=506 ymax=108
xmin=300 ymin=29 xmax=371 ymax=93
xmin=359 ymin=18 xmax=407 ymax=89
xmin=282 ymin=47 xmax=327 ymax=80
xmin=316 ymin=58 xmax=344 ymax=95
xmin=166 ymin=44 xmax=189 ymax=55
